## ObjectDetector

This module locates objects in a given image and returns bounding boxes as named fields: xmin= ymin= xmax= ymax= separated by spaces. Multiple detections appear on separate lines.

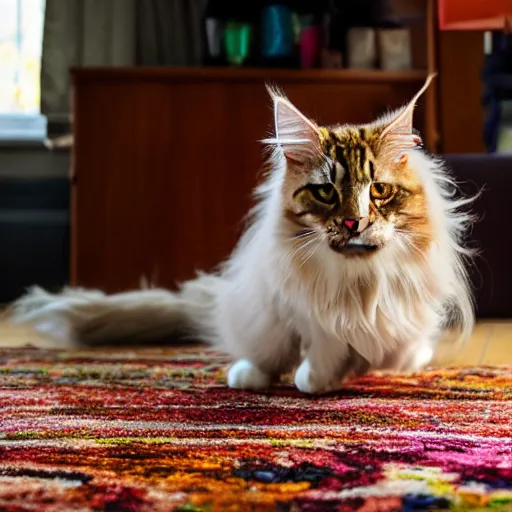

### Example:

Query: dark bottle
xmin=261 ymin=0 xmax=298 ymax=68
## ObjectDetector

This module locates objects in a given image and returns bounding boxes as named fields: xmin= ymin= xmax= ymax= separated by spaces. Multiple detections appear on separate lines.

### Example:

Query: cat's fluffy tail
xmin=6 ymin=273 xmax=220 ymax=348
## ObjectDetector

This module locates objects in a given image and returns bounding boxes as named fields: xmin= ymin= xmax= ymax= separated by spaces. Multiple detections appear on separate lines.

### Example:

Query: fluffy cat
xmin=7 ymin=75 xmax=474 ymax=394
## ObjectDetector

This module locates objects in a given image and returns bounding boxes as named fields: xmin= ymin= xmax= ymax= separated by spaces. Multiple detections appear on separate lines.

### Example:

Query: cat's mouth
xmin=329 ymin=239 xmax=379 ymax=255
xmin=341 ymin=244 xmax=378 ymax=254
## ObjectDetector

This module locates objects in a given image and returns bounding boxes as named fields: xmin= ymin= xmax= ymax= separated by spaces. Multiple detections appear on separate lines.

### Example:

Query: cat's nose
xmin=342 ymin=217 xmax=369 ymax=233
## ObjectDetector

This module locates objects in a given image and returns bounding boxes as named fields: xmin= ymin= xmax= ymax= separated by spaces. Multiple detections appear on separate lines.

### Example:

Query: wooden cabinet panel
xmin=71 ymin=68 xmax=431 ymax=292
xmin=437 ymin=31 xmax=485 ymax=154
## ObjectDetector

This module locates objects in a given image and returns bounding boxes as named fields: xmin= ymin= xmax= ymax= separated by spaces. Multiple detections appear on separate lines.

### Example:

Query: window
xmin=0 ymin=0 xmax=46 ymax=141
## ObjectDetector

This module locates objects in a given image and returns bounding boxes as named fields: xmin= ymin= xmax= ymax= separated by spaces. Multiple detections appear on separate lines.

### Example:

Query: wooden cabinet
xmin=71 ymin=67 xmax=434 ymax=292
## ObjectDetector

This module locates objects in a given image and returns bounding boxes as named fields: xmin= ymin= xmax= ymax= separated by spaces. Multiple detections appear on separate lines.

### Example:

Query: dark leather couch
xmin=444 ymin=154 xmax=511 ymax=317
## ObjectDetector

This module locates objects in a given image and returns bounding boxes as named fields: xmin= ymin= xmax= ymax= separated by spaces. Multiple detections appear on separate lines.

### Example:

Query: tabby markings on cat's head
xmin=267 ymin=76 xmax=435 ymax=258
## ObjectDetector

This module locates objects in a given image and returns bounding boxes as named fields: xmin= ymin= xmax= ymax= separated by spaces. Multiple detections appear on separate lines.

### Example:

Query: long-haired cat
xmin=7 ymin=75 xmax=474 ymax=394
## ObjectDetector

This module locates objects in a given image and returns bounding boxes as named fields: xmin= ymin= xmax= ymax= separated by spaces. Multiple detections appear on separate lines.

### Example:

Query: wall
xmin=0 ymin=145 xmax=70 ymax=303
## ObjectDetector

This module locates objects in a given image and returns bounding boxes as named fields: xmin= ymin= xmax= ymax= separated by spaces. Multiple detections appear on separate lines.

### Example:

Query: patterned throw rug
xmin=0 ymin=347 xmax=511 ymax=512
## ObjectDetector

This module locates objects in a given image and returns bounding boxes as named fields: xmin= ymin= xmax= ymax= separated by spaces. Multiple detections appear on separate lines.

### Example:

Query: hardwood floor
xmin=432 ymin=321 xmax=510 ymax=366
xmin=0 ymin=320 xmax=510 ymax=366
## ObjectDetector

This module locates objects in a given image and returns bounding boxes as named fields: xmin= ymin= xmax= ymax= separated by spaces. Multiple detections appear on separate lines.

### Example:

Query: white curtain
xmin=41 ymin=0 xmax=136 ymax=118
xmin=40 ymin=0 xmax=207 ymax=120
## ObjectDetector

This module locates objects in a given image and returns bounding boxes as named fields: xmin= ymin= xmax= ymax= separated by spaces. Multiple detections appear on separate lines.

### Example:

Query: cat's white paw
xmin=227 ymin=359 xmax=271 ymax=390
xmin=413 ymin=345 xmax=434 ymax=369
xmin=294 ymin=359 xmax=333 ymax=395
xmin=396 ymin=344 xmax=434 ymax=372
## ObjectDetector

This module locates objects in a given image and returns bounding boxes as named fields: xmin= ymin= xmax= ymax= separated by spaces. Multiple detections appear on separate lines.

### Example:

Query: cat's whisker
xmin=292 ymin=243 xmax=320 ymax=265
xmin=299 ymin=242 xmax=321 ymax=268
xmin=302 ymin=233 xmax=326 ymax=264
xmin=395 ymin=232 xmax=428 ymax=261
xmin=290 ymin=232 xmax=320 ymax=252
xmin=395 ymin=229 xmax=429 ymax=240
xmin=286 ymin=232 xmax=319 ymax=262
xmin=288 ymin=230 xmax=316 ymax=243
xmin=289 ymin=232 xmax=322 ymax=266
xmin=395 ymin=229 xmax=430 ymax=247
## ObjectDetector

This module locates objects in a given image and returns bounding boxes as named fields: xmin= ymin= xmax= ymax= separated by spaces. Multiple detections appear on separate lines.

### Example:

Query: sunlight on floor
xmin=0 ymin=320 xmax=511 ymax=366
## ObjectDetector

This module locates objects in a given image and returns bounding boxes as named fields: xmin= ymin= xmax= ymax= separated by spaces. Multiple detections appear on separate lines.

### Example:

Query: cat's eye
xmin=309 ymin=184 xmax=337 ymax=204
xmin=370 ymin=182 xmax=394 ymax=203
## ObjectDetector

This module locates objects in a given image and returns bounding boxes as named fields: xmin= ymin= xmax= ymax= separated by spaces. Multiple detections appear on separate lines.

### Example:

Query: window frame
xmin=0 ymin=113 xmax=47 ymax=142
xmin=0 ymin=0 xmax=46 ymax=142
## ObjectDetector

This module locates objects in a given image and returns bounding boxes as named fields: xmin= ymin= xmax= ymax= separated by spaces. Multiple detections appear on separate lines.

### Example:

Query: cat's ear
xmin=378 ymin=74 xmax=435 ymax=165
xmin=267 ymin=86 xmax=321 ymax=165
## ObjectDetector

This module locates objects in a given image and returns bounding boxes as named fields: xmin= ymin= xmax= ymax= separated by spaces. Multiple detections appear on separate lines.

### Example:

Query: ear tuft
xmin=266 ymin=84 xmax=321 ymax=165
xmin=378 ymin=73 xmax=435 ymax=163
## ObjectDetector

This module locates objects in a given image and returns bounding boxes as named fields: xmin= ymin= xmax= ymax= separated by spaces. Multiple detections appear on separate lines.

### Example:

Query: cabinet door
xmin=72 ymin=80 xmax=268 ymax=292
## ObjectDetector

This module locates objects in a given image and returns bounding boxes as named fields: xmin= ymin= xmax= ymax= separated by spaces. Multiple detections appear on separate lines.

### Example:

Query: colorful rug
xmin=0 ymin=347 xmax=511 ymax=511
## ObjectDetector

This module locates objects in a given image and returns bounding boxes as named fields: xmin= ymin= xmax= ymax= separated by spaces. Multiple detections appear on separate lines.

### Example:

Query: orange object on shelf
xmin=438 ymin=0 xmax=512 ymax=30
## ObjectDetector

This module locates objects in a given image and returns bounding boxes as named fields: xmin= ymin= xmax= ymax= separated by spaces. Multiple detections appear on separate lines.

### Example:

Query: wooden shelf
xmin=72 ymin=67 xmax=429 ymax=85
